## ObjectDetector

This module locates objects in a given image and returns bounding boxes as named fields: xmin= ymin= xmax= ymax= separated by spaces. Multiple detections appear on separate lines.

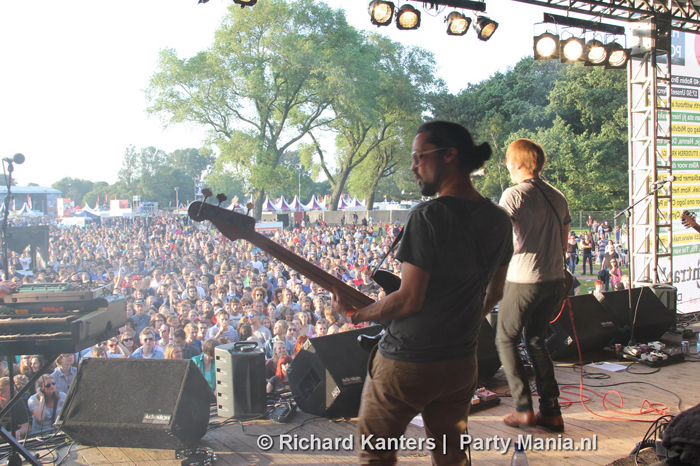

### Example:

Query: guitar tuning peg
xmin=216 ymin=193 xmax=228 ymax=206
xmin=198 ymin=188 xmax=213 ymax=217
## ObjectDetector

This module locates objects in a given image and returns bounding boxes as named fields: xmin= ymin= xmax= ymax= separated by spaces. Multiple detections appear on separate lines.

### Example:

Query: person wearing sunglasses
xmin=130 ymin=328 xmax=164 ymax=359
xmin=28 ymin=374 xmax=66 ymax=436
xmin=332 ymin=121 xmax=513 ymax=466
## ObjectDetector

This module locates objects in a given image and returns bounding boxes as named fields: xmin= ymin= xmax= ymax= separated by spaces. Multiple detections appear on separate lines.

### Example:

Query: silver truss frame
xmin=627 ymin=18 xmax=674 ymax=287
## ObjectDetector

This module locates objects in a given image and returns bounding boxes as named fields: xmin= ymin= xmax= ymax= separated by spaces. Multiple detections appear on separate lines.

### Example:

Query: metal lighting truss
xmin=627 ymin=17 xmax=674 ymax=287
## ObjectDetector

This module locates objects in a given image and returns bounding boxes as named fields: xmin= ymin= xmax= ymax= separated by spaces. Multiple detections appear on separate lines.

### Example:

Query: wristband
xmin=346 ymin=309 xmax=355 ymax=324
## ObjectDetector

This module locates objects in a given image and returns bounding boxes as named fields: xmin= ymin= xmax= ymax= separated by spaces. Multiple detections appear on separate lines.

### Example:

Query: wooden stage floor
xmin=42 ymin=328 xmax=700 ymax=466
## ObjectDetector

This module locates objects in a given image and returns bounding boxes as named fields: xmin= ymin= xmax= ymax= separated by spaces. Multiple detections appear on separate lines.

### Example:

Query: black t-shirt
xmin=382 ymin=197 xmax=513 ymax=362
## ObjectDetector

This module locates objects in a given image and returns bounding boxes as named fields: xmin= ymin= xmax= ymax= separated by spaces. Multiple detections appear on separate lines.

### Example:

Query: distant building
xmin=0 ymin=186 xmax=61 ymax=215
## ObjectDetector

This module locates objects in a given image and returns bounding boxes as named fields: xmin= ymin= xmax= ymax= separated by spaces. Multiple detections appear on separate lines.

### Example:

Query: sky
xmin=0 ymin=0 xmax=545 ymax=188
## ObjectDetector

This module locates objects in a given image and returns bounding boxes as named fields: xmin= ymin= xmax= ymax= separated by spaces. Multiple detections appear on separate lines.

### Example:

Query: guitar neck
xmin=214 ymin=223 xmax=374 ymax=310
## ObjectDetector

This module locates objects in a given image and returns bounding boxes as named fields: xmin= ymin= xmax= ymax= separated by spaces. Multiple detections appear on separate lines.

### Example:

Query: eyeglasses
xmin=44 ymin=382 xmax=56 ymax=388
xmin=122 ymin=338 xmax=134 ymax=342
xmin=411 ymin=147 xmax=446 ymax=166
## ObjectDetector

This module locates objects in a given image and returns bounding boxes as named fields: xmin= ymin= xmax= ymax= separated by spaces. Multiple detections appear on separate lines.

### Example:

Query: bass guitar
xmin=188 ymin=201 xmax=375 ymax=312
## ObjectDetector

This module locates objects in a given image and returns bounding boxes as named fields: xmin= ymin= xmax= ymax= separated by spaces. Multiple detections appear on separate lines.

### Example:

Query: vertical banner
xmin=669 ymin=31 xmax=700 ymax=312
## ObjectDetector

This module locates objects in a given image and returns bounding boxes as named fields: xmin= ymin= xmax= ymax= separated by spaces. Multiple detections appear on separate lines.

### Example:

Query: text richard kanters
xmin=256 ymin=433 xmax=597 ymax=454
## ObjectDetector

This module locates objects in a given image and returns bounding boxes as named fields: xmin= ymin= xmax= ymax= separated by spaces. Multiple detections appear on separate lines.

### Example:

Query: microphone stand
xmin=0 ymin=158 xmax=41 ymax=466
xmin=614 ymin=181 xmax=670 ymax=345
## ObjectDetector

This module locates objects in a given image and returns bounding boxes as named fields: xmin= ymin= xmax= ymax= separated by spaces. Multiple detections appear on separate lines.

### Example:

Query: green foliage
xmin=52 ymin=177 xmax=96 ymax=204
xmin=147 ymin=0 xmax=367 ymax=217
xmin=431 ymin=59 xmax=628 ymax=210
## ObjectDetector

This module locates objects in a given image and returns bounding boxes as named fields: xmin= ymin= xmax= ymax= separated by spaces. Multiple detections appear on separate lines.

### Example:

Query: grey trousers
xmin=496 ymin=280 xmax=564 ymax=416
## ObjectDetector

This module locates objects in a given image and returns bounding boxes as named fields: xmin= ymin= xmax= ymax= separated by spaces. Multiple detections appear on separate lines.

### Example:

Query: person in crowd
xmin=566 ymin=232 xmax=578 ymax=274
xmin=131 ymin=299 xmax=150 ymax=335
xmin=580 ymin=232 xmax=594 ymax=275
xmin=609 ymin=259 xmax=623 ymax=290
xmin=28 ymin=374 xmax=66 ymax=436
xmin=497 ymin=138 xmax=567 ymax=433
xmin=106 ymin=337 xmax=129 ymax=358
xmin=246 ymin=308 xmax=271 ymax=343
xmin=264 ymin=320 xmax=294 ymax=358
xmin=265 ymin=341 xmax=289 ymax=380
xmin=0 ymin=376 xmax=29 ymax=440
xmin=173 ymin=329 xmax=201 ymax=359
xmin=119 ymin=330 xmax=137 ymax=357
xmin=130 ymin=328 xmax=165 ymax=359
xmin=266 ymin=355 xmax=292 ymax=394
xmin=164 ymin=342 xmax=183 ymax=359
xmin=206 ymin=308 xmax=239 ymax=342
xmin=192 ymin=339 xmax=220 ymax=394
xmin=50 ymin=353 xmax=76 ymax=394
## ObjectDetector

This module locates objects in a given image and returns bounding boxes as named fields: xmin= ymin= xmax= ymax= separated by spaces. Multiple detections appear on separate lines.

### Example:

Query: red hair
xmin=294 ymin=335 xmax=309 ymax=356
xmin=276 ymin=355 xmax=293 ymax=381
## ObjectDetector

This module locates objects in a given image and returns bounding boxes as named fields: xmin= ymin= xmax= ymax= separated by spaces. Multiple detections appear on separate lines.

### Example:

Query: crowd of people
xmin=565 ymin=217 xmax=629 ymax=292
xmin=1 ymin=214 xmax=400 ymax=438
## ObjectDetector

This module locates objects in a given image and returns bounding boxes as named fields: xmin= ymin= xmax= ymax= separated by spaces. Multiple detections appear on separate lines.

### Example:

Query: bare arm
xmin=482 ymin=265 xmax=509 ymax=318
xmin=332 ymin=262 xmax=429 ymax=324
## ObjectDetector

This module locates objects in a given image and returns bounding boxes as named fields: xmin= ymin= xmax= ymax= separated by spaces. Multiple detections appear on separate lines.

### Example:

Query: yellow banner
xmin=672 ymin=99 xmax=700 ymax=111
xmin=674 ymin=232 xmax=700 ymax=244
xmin=671 ymin=124 xmax=700 ymax=135
xmin=659 ymin=197 xmax=700 ymax=209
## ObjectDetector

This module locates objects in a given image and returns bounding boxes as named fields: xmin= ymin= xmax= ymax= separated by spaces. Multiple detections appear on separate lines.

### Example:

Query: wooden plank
xmin=57 ymin=328 xmax=700 ymax=466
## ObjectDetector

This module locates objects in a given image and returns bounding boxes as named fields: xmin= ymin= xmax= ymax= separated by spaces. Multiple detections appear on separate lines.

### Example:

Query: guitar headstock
xmin=188 ymin=201 xmax=256 ymax=238
xmin=681 ymin=210 xmax=697 ymax=228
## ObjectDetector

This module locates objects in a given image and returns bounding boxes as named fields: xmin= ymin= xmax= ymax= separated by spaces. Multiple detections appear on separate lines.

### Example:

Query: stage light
xmin=584 ymin=38 xmax=607 ymax=65
xmin=606 ymin=42 xmax=631 ymax=68
xmin=233 ymin=0 xmax=257 ymax=7
xmin=445 ymin=11 xmax=471 ymax=36
xmin=396 ymin=4 xmax=420 ymax=30
xmin=560 ymin=36 xmax=585 ymax=62
xmin=534 ymin=32 xmax=559 ymax=59
xmin=473 ymin=15 xmax=498 ymax=41
xmin=368 ymin=0 xmax=394 ymax=27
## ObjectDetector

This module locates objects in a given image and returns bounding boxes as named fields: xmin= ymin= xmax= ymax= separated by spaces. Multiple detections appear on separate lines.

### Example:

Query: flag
xmin=96 ymin=195 xmax=99 ymax=208
xmin=26 ymin=194 xmax=32 ymax=210
xmin=104 ymin=194 xmax=108 ymax=204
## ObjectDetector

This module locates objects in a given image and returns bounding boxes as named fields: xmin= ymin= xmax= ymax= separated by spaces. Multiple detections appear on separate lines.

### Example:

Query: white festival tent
xmin=274 ymin=196 xmax=292 ymax=212
xmin=261 ymin=198 xmax=278 ymax=212
xmin=304 ymin=195 xmax=327 ymax=211
xmin=287 ymin=196 xmax=306 ymax=211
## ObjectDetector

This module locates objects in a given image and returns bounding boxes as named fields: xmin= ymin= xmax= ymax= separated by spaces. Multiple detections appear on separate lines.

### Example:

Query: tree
xmin=301 ymin=35 xmax=439 ymax=211
xmin=51 ymin=177 xmax=95 ymax=204
xmin=168 ymin=148 xmax=215 ymax=186
xmin=147 ymin=0 xmax=365 ymax=219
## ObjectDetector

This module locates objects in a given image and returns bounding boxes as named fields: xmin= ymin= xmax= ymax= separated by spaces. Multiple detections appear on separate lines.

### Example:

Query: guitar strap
xmin=524 ymin=178 xmax=566 ymax=255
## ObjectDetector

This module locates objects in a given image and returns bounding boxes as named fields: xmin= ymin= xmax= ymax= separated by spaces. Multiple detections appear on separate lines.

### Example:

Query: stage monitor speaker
xmin=545 ymin=294 xmax=619 ymax=359
xmin=476 ymin=319 xmax=501 ymax=380
xmin=57 ymin=358 xmax=211 ymax=449
xmin=215 ymin=341 xmax=267 ymax=419
xmin=289 ymin=326 xmax=382 ymax=418
xmin=650 ymin=285 xmax=677 ymax=314
xmin=597 ymin=286 xmax=676 ymax=342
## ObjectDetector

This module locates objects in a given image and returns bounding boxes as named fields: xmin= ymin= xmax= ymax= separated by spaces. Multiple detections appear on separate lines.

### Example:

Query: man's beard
xmin=420 ymin=178 xmax=439 ymax=197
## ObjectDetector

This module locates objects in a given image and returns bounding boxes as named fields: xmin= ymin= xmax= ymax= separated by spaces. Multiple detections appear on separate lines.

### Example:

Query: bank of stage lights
xmin=533 ymin=13 xmax=631 ymax=68
xmin=368 ymin=0 xmax=498 ymax=41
